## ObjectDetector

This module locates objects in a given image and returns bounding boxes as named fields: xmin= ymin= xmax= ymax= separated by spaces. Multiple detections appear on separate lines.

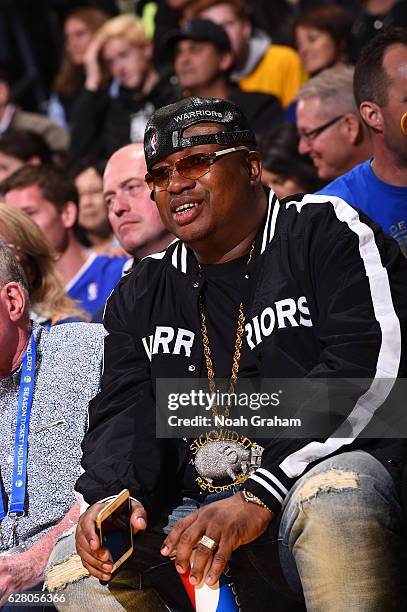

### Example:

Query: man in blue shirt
xmin=1 ymin=165 xmax=128 ymax=316
xmin=296 ymin=66 xmax=372 ymax=183
xmin=317 ymin=27 xmax=407 ymax=257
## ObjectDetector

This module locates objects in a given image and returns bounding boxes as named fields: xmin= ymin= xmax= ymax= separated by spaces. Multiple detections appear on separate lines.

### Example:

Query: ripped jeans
xmin=45 ymin=451 xmax=404 ymax=612
xmin=248 ymin=449 xmax=405 ymax=612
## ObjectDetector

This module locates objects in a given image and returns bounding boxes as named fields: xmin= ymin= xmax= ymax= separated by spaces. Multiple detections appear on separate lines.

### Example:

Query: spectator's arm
xmin=70 ymin=87 xmax=109 ymax=159
xmin=0 ymin=503 xmax=79 ymax=604
xmin=76 ymin=270 xmax=166 ymax=513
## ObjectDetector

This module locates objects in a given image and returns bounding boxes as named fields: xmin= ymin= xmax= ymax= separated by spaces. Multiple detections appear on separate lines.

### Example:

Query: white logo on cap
xmin=150 ymin=132 xmax=158 ymax=154
xmin=174 ymin=110 xmax=223 ymax=123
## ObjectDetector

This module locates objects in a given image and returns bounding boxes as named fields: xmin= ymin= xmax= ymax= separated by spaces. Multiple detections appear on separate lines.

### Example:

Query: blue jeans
xmin=47 ymin=451 xmax=404 ymax=612
xmin=248 ymin=450 xmax=405 ymax=611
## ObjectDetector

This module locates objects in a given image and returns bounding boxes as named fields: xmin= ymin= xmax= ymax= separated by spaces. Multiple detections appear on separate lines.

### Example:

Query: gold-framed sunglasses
xmin=145 ymin=146 xmax=250 ymax=192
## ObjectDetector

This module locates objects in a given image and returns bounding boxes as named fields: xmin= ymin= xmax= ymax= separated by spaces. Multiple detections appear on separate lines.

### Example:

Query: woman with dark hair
xmin=0 ymin=130 xmax=53 ymax=182
xmin=48 ymin=7 xmax=110 ymax=129
xmin=70 ymin=157 xmax=120 ymax=256
xmin=258 ymin=123 xmax=323 ymax=199
xmin=293 ymin=4 xmax=353 ymax=77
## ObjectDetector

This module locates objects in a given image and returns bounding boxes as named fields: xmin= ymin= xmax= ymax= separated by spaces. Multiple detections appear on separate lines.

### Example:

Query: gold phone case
xmin=96 ymin=489 xmax=134 ymax=572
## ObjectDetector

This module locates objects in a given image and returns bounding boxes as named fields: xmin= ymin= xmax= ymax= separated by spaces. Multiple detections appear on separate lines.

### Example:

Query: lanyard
xmin=0 ymin=334 xmax=36 ymax=521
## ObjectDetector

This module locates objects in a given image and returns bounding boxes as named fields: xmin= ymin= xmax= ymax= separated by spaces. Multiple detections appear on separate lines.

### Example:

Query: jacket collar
xmin=143 ymin=189 xmax=280 ymax=276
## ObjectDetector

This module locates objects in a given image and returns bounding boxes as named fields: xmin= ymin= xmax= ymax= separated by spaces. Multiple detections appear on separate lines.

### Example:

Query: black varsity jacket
xmin=76 ymin=191 xmax=407 ymax=518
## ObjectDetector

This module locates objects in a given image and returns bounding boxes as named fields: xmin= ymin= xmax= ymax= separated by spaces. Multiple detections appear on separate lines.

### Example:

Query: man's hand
xmin=83 ymin=35 xmax=104 ymax=91
xmin=161 ymin=492 xmax=272 ymax=587
xmin=75 ymin=499 xmax=147 ymax=581
xmin=0 ymin=551 xmax=43 ymax=606
xmin=0 ymin=503 xmax=79 ymax=605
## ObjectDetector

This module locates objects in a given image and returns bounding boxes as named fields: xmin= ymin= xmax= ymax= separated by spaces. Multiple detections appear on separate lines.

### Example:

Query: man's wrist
xmin=241 ymin=489 xmax=273 ymax=515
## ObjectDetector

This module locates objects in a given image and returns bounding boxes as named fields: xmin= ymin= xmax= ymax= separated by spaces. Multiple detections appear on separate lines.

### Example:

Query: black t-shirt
xmin=181 ymin=253 xmax=259 ymax=497
xmin=200 ymin=254 xmax=257 ymax=379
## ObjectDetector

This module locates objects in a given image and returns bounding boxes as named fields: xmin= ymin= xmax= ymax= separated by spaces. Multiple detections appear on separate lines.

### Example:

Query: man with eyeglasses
xmin=317 ymin=28 xmax=407 ymax=258
xmin=296 ymin=65 xmax=372 ymax=182
xmin=67 ymin=97 xmax=407 ymax=611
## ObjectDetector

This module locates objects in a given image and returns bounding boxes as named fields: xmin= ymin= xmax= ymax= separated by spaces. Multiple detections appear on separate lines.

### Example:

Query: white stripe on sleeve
xmin=256 ymin=468 xmax=288 ymax=495
xmin=280 ymin=195 xmax=401 ymax=479
xmin=249 ymin=474 xmax=285 ymax=504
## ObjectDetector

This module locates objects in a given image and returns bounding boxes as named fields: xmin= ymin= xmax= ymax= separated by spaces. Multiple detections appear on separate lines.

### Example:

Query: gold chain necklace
xmin=198 ymin=242 xmax=255 ymax=419
xmin=191 ymin=242 xmax=262 ymax=495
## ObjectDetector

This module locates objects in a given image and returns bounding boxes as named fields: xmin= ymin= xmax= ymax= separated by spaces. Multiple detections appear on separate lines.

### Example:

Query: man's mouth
xmin=174 ymin=202 xmax=199 ymax=215
xmin=119 ymin=220 xmax=136 ymax=230
xmin=171 ymin=201 xmax=202 ymax=225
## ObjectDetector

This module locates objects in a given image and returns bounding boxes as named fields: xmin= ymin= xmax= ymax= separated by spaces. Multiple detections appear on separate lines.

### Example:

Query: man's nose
xmin=298 ymin=136 xmax=311 ymax=156
xmin=166 ymin=168 xmax=196 ymax=193
xmin=111 ymin=193 xmax=130 ymax=215
xmin=80 ymin=195 xmax=92 ymax=209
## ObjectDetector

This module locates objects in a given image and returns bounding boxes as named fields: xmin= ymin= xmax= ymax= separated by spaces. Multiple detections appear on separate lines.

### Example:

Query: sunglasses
xmin=145 ymin=146 xmax=250 ymax=191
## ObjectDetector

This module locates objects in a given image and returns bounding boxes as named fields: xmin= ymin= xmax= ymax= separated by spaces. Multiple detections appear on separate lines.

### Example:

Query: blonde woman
xmin=0 ymin=202 xmax=87 ymax=326
xmin=70 ymin=14 xmax=180 ymax=163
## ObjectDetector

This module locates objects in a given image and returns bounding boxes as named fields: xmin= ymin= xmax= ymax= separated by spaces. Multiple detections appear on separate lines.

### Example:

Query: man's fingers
xmin=161 ymin=511 xmax=198 ymax=557
xmin=78 ymin=544 xmax=113 ymax=572
xmin=188 ymin=535 xmax=221 ymax=585
xmin=76 ymin=530 xmax=112 ymax=571
xmin=130 ymin=500 xmax=147 ymax=532
xmin=78 ymin=503 xmax=106 ymax=551
xmin=205 ymin=539 xmax=231 ymax=586
xmin=76 ymin=526 xmax=107 ymax=561
xmin=81 ymin=559 xmax=112 ymax=582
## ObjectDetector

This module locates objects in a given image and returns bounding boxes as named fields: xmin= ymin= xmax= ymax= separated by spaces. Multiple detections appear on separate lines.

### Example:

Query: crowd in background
xmin=1 ymin=0 xmax=406 ymax=269
xmin=0 ymin=0 xmax=407 ymax=607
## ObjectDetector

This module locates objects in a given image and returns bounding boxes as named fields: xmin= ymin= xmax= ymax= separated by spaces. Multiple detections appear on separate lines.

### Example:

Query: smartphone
xmin=96 ymin=489 xmax=133 ymax=573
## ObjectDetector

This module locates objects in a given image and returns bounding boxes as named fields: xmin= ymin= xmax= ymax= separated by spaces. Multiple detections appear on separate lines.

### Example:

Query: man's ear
xmin=247 ymin=152 xmax=262 ymax=185
xmin=359 ymin=101 xmax=383 ymax=133
xmin=28 ymin=155 xmax=41 ymax=166
xmin=60 ymin=201 xmax=78 ymax=230
xmin=219 ymin=50 xmax=234 ymax=72
xmin=242 ymin=18 xmax=252 ymax=41
xmin=0 ymin=81 xmax=10 ymax=106
xmin=341 ymin=113 xmax=364 ymax=145
xmin=2 ymin=282 xmax=26 ymax=322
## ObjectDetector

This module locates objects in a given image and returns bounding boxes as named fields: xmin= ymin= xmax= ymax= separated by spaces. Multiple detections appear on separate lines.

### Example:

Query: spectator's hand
xmin=76 ymin=499 xmax=147 ymax=581
xmin=161 ymin=492 xmax=272 ymax=586
xmin=83 ymin=35 xmax=105 ymax=91
xmin=0 ymin=551 xmax=44 ymax=606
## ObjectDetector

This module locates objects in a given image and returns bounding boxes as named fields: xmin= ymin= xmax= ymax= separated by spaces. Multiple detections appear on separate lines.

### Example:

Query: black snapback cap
xmin=166 ymin=18 xmax=231 ymax=55
xmin=144 ymin=96 xmax=256 ymax=171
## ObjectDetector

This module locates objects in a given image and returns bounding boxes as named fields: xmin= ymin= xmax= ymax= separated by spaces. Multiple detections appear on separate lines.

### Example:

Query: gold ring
xmin=198 ymin=535 xmax=218 ymax=551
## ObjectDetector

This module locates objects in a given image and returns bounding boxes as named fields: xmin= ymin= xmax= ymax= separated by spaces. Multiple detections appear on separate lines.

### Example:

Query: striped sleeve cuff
xmin=244 ymin=467 xmax=291 ymax=516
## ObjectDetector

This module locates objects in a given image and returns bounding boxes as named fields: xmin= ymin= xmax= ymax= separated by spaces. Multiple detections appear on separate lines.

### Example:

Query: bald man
xmin=104 ymin=144 xmax=173 ymax=259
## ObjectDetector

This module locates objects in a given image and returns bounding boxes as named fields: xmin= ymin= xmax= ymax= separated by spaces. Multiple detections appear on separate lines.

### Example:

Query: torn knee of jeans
xmin=297 ymin=469 xmax=359 ymax=502
xmin=45 ymin=553 xmax=89 ymax=592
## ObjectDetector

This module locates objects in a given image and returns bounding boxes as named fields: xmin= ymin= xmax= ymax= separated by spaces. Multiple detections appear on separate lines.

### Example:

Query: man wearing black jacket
xmin=73 ymin=97 xmax=407 ymax=611
xmin=168 ymin=18 xmax=283 ymax=139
